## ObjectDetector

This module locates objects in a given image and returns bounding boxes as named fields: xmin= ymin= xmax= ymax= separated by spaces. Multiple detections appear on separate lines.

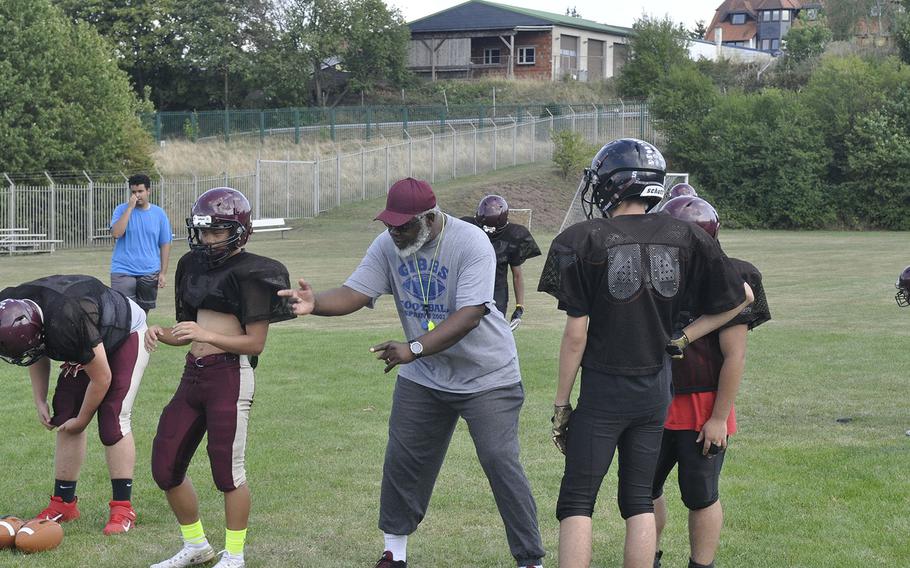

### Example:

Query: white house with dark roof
xmin=406 ymin=0 xmax=633 ymax=81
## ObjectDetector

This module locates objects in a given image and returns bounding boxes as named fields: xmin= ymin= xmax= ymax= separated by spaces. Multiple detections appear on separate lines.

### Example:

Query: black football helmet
xmin=662 ymin=196 xmax=720 ymax=239
xmin=476 ymin=195 xmax=509 ymax=235
xmin=581 ymin=138 xmax=667 ymax=218
xmin=0 ymin=299 xmax=45 ymax=366
xmin=896 ymin=266 xmax=910 ymax=307
xmin=187 ymin=187 xmax=253 ymax=267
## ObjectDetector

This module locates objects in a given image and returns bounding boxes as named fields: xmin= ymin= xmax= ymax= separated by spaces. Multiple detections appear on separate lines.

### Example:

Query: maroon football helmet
xmin=476 ymin=195 xmax=509 ymax=235
xmin=186 ymin=187 xmax=253 ymax=266
xmin=662 ymin=196 xmax=720 ymax=239
xmin=668 ymin=182 xmax=697 ymax=199
xmin=895 ymin=266 xmax=910 ymax=307
xmin=0 ymin=299 xmax=45 ymax=366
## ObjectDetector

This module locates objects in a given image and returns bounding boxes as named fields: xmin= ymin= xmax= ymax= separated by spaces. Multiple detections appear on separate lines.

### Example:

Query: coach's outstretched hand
xmin=551 ymin=404 xmax=572 ymax=455
xmin=278 ymin=278 xmax=315 ymax=316
xmin=370 ymin=341 xmax=415 ymax=373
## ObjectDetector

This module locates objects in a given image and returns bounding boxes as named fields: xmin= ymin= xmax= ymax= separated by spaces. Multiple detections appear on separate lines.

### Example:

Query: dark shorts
xmin=151 ymin=353 xmax=255 ymax=493
xmin=50 ymin=328 xmax=149 ymax=446
xmin=651 ymin=429 xmax=726 ymax=510
xmin=556 ymin=405 xmax=667 ymax=521
xmin=111 ymin=272 xmax=160 ymax=311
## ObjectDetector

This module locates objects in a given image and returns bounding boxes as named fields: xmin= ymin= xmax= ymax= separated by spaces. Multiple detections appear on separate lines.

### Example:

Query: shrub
xmin=551 ymin=129 xmax=596 ymax=179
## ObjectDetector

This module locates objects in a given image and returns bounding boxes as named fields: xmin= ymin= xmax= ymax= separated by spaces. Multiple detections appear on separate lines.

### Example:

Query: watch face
xmin=409 ymin=341 xmax=424 ymax=355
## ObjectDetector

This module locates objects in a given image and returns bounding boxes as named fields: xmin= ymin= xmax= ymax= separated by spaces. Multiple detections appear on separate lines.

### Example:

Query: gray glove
xmin=551 ymin=404 xmax=573 ymax=455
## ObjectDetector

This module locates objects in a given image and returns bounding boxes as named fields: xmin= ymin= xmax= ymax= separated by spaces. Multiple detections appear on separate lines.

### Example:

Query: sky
xmin=390 ymin=0 xmax=724 ymax=31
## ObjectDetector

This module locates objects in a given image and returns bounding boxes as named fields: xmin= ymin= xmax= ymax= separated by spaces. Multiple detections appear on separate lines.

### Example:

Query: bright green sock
xmin=225 ymin=528 xmax=247 ymax=556
xmin=179 ymin=520 xmax=207 ymax=546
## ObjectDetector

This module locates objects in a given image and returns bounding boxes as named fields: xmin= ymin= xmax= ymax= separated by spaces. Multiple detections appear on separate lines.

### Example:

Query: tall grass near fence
xmin=2 ymin=106 xmax=656 ymax=249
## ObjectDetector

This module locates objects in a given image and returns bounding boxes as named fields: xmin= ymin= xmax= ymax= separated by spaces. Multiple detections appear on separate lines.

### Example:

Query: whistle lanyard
xmin=413 ymin=215 xmax=446 ymax=331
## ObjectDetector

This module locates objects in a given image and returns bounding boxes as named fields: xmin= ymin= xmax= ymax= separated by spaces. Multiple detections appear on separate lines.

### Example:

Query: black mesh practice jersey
xmin=460 ymin=218 xmax=541 ymax=314
xmin=175 ymin=251 xmax=295 ymax=326
xmin=671 ymin=257 xmax=771 ymax=394
xmin=0 ymin=275 xmax=132 ymax=364
xmin=538 ymin=214 xmax=746 ymax=375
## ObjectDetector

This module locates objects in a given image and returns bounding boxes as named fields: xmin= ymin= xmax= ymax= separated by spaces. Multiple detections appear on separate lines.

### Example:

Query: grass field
xmin=0 ymin=163 xmax=908 ymax=567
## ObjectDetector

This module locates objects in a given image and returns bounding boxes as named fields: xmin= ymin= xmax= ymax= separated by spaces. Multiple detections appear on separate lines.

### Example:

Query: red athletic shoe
xmin=103 ymin=500 xmax=136 ymax=535
xmin=35 ymin=495 xmax=80 ymax=523
xmin=374 ymin=551 xmax=407 ymax=568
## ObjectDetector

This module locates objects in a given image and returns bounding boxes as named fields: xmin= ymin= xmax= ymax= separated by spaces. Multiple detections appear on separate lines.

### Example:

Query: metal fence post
xmin=530 ymin=112 xmax=537 ymax=162
xmin=404 ymin=130 xmax=412 ymax=178
xmin=44 ymin=172 xmax=56 ymax=242
xmin=286 ymin=158 xmax=291 ymax=218
xmin=224 ymin=109 xmax=231 ymax=143
xmin=294 ymin=109 xmax=301 ymax=144
xmin=448 ymin=123 xmax=457 ymax=180
xmin=640 ymin=103 xmax=646 ymax=138
xmin=84 ymin=171 xmax=94 ymax=241
xmin=155 ymin=113 xmax=162 ymax=144
xmin=313 ymin=160 xmax=320 ymax=216
xmin=361 ymin=145 xmax=366 ymax=200
xmin=472 ymin=123 xmax=477 ymax=175
xmin=259 ymin=111 xmax=266 ymax=144
xmin=336 ymin=152 xmax=341 ymax=207
xmin=255 ymin=159 xmax=261 ymax=218
xmin=385 ymin=144 xmax=390 ymax=192
xmin=492 ymin=119 xmax=497 ymax=171
xmin=4 ymin=173 xmax=15 ymax=230
xmin=428 ymin=126 xmax=436 ymax=183
xmin=366 ymin=107 xmax=373 ymax=141
xmin=330 ymin=108 xmax=337 ymax=142
xmin=512 ymin=119 xmax=517 ymax=166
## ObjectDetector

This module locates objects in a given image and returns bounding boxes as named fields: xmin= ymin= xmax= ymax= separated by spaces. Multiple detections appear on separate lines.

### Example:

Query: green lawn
xmin=0 ymin=164 xmax=908 ymax=567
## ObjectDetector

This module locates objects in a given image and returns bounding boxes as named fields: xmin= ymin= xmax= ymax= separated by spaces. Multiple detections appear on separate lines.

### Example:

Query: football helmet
xmin=475 ymin=195 xmax=509 ymax=235
xmin=662 ymin=196 xmax=720 ymax=239
xmin=581 ymin=138 xmax=667 ymax=218
xmin=0 ymin=299 xmax=45 ymax=366
xmin=895 ymin=266 xmax=910 ymax=307
xmin=668 ymin=182 xmax=697 ymax=199
xmin=186 ymin=187 xmax=253 ymax=267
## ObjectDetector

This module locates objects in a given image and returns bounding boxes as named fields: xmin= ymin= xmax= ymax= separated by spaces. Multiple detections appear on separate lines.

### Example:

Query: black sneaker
xmin=654 ymin=550 xmax=663 ymax=568
xmin=374 ymin=551 xmax=407 ymax=568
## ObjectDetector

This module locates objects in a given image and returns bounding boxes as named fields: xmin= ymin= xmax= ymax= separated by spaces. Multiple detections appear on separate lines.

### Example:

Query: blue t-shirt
xmin=345 ymin=214 xmax=521 ymax=394
xmin=110 ymin=204 xmax=172 ymax=275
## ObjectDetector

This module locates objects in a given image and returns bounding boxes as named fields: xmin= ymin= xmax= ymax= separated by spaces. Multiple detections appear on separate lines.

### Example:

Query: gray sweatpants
xmin=379 ymin=377 xmax=545 ymax=566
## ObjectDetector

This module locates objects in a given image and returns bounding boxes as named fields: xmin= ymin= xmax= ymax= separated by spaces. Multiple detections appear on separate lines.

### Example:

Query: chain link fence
xmin=2 ymin=103 xmax=656 ymax=250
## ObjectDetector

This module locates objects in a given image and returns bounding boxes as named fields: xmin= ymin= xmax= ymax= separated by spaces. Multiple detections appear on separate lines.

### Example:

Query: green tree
xmin=782 ymin=13 xmax=833 ymax=65
xmin=617 ymin=15 xmax=692 ymax=99
xmin=690 ymin=20 xmax=708 ymax=40
xmin=342 ymin=0 xmax=411 ymax=96
xmin=0 ymin=0 xmax=153 ymax=173
xmin=895 ymin=0 xmax=910 ymax=63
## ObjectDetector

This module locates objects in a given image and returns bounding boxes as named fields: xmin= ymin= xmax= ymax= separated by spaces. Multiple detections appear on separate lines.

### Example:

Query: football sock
xmin=688 ymin=559 xmax=715 ymax=568
xmin=225 ymin=528 xmax=247 ymax=556
xmin=111 ymin=478 xmax=132 ymax=502
xmin=179 ymin=520 xmax=208 ymax=547
xmin=383 ymin=533 xmax=407 ymax=561
xmin=54 ymin=479 xmax=77 ymax=503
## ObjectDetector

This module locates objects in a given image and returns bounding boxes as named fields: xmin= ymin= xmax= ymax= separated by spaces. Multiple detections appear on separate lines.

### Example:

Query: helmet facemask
xmin=186 ymin=215 xmax=248 ymax=268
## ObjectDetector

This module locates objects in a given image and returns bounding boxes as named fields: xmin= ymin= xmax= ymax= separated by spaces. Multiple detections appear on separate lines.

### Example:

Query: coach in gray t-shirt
xmin=279 ymin=178 xmax=545 ymax=568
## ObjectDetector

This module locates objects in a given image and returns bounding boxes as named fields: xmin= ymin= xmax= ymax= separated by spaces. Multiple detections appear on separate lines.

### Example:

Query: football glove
xmin=551 ymin=404 xmax=573 ymax=455
xmin=509 ymin=305 xmax=524 ymax=332
xmin=665 ymin=331 xmax=690 ymax=359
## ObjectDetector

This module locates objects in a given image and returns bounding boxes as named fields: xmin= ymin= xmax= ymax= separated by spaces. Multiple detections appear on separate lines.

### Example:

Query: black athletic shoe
xmin=654 ymin=550 xmax=663 ymax=568
xmin=374 ymin=551 xmax=406 ymax=568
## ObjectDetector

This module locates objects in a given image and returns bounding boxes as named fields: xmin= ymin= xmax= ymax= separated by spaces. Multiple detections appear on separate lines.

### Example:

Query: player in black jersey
xmin=461 ymin=195 xmax=540 ymax=330
xmin=144 ymin=188 xmax=294 ymax=568
xmin=538 ymin=139 xmax=754 ymax=568
xmin=896 ymin=266 xmax=910 ymax=307
xmin=652 ymin=196 xmax=771 ymax=568
xmin=0 ymin=275 xmax=149 ymax=535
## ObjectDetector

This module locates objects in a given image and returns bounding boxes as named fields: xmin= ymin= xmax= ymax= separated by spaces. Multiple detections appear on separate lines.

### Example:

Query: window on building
xmin=731 ymin=13 xmax=746 ymax=24
xmin=772 ymin=10 xmax=780 ymax=21
xmin=762 ymin=10 xmax=771 ymax=21
xmin=806 ymin=8 xmax=818 ymax=20
xmin=517 ymin=46 xmax=536 ymax=64
xmin=761 ymin=39 xmax=771 ymax=50
xmin=484 ymin=48 xmax=501 ymax=64
xmin=782 ymin=9 xmax=791 ymax=21
xmin=771 ymin=38 xmax=780 ymax=50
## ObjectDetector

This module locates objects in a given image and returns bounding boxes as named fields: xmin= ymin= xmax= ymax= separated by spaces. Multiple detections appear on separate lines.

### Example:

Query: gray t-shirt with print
xmin=345 ymin=214 xmax=521 ymax=394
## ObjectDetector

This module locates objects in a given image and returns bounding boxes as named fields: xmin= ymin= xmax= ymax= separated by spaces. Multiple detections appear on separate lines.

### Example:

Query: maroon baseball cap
xmin=375 ymin=178 xmax=437 ymax=226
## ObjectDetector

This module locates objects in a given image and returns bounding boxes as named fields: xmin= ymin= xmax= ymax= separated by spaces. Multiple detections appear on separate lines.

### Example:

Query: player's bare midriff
xmin=190 ymin=308 xmax=244 ymax=358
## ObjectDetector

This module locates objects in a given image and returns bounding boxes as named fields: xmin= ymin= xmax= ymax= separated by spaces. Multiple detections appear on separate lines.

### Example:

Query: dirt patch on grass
xmin=433 ymin=163 xmax=581 ymax=233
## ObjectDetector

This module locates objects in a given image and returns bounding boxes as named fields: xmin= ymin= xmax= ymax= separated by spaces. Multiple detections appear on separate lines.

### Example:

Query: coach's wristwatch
xmin=409 ymin=340 xmax=424 ymax=359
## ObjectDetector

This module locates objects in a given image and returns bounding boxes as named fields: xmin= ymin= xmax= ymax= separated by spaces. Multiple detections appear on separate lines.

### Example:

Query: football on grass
xmin=0 ymin=516 xmax=24 ymax=549
xmin=15 ymin=519 xmax=63 ymax=553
